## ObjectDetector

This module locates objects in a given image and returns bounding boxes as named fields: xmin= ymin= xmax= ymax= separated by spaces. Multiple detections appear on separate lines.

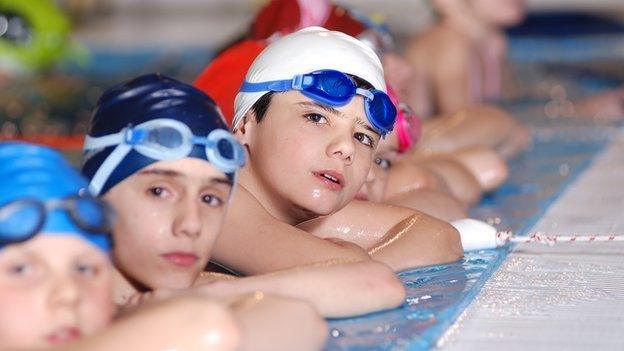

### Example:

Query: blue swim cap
xmin=0 ymin=142 xmax=111 ymax=253
xmin=81 ymin=73 xmax=243 ymax=195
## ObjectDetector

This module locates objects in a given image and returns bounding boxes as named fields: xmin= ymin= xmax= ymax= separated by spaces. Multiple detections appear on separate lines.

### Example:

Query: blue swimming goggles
xmin=240 ymin=69 xmax=396 ymax=136
xmin=0 ymin=195 xmax=113 ymax=246
xmin=84 ymin=118 xmax=246 ymax=195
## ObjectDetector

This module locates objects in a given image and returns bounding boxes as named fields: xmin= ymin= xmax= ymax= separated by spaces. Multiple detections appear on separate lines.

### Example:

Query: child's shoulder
xmin=408 ymin=24 xmax=473 ymax=60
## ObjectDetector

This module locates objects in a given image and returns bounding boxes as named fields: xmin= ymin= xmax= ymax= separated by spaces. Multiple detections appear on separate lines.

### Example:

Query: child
xmin=81 ymin=74 xmax=333 ymax=350
xmin=0 ymin=142 xmax=240 ymax=351
xmin=213 ymin=28 xmax=462 ymax=274
xmin=354 ymin=84 xmax=470 ymax=221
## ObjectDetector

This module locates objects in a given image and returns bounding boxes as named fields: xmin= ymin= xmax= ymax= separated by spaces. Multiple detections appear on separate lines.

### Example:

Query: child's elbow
xmin=364 ymin=262 xmax=407 ymax=309
xmin=436 ymin=222 xmax=464 ymax=263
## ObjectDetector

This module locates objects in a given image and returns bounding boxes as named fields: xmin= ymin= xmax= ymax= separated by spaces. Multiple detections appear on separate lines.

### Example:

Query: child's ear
xmin=233 ymin=112 xmax=253 ymax=144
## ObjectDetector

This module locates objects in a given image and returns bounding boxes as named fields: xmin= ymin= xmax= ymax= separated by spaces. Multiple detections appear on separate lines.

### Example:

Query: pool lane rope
xmin=496 ymin=231 xmax=624 ymax=246
xmin=452 ymin=218 xmax=624 ymax=251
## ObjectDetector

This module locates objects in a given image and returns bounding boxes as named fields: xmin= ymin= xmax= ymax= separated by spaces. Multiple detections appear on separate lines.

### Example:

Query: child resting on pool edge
xmin=0 ymin=142 xmax=241 ymax=351
xmin=209 ymin=27 xmax=462 ymax=274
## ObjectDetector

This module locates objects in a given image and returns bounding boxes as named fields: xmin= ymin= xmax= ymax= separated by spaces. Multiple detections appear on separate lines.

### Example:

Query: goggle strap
xmin=240 ymin=78 xmax=307 ymax=93
xmin=355 ymin=88 xmax=374 ymax=100
xmin=88 ymin=144 xmax=133 ymax=195
xmin=83 ymin=130 xmax=126 ymax=151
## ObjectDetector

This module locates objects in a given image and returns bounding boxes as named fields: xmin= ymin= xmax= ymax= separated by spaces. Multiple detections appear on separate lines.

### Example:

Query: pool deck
xmin=439 ymin=127 xmax=624 ymax=350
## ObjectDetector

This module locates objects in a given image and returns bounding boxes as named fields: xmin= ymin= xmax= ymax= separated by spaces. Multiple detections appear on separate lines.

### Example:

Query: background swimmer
xmin=406 ymin=0 xmax=624 ymax=121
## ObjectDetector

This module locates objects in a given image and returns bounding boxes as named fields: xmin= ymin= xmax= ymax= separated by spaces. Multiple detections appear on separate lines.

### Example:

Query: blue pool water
xmin=325 ymin=107 xmax=620 ymax=350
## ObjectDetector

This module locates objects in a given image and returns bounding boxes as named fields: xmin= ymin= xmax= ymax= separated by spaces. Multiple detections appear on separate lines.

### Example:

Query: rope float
xmin=451 ymin=218 xmax=623 ymax=251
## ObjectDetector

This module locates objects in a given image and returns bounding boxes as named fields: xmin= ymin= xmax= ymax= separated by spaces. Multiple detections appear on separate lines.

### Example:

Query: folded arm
xmin=298 ymin=201 xmax=464 ymax=271
xmin=212 ymin=187 xmax=371 ymax=275
xmin=194 ymin=259 xmax=406 ymax=318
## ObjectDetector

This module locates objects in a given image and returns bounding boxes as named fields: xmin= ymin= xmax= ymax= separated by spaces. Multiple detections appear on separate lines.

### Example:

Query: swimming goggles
xmin=0 ymin=196 xmax=113 ymax=246
xmin=84 ymin=118 xmax=246 ymax=195
xmin=240 ymin=69 xmax=396 ymax=136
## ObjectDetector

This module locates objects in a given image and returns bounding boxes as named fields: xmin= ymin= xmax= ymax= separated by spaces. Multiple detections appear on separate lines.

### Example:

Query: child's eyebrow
xmin=137 ymin=168 xmax=183 ymax=178
xmin=297 ymin=101 xmax=340 ymax=116
xmin=138 ymin=168 xmax=233 ymax=187
xmin=211 ymin=177 xmax=234 ymax=188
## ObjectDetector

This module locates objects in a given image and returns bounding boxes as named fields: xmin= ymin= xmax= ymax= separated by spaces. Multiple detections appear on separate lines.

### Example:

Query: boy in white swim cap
xmin=211 ymin=28 xmax=462 ymax=274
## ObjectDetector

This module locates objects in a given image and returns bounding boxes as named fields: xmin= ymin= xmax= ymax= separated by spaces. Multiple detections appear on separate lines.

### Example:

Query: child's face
xmin=470 ymin=0 xmax=526 ymax=28
xmin=105 ymin=158 xmax=232 ymax=290
xmin=355 ymin=131 xmax=399 ymax=202
xmin=241 ymin=91 xmax=380 ymax=220
xmin=0 ymin=235 xmax=114 ymax=349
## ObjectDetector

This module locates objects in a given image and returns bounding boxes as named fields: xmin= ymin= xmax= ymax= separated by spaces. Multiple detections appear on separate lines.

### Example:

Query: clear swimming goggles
xmin=84 ymin=118 xmax=246 ymax=195
xmin=0 ymin=196 xmax=113 ymax=246
xmin=240 ymin=69 xmax=396 ymax=136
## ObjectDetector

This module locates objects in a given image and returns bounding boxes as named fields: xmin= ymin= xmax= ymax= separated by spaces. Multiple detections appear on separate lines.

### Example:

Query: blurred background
xmin=2 ymin=0 xmax=624 ymax=148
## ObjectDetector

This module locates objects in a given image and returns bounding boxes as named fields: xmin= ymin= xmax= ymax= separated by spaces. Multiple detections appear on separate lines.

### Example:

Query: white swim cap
xmin=232 ymin=26 xmax=386 ymax=130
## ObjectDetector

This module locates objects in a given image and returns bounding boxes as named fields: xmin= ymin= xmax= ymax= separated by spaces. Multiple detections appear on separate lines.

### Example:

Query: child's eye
xmin=7 ymin=262 xmax=33 ymax=277
xmin=304 ymin=113 xmax=328 ymax=124
xmin=75 ymin=263 xmax=99 ymax=278
xmin=375 ymin=157 xmax=392 ymax=170
xmin=148 ymin=187 xmax=170 ymax=198
xmin=354 ymin=133 xmax=375 ymax=148
xmin=202 ymin=194 xmax=224 ymax=207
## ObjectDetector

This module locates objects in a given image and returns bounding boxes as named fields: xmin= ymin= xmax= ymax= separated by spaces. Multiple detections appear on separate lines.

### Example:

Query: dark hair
xmin=249 ymin=75 xmax=375 ymax=123
xmin=250 ymin=91 xmax=276 ymax=124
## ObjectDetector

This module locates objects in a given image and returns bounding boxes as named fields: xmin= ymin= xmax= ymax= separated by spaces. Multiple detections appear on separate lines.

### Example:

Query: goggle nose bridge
xmin=124 ymin=127 xmax=149 ymax=145
xmin=292 ymin=75 xmax=315 ymax=90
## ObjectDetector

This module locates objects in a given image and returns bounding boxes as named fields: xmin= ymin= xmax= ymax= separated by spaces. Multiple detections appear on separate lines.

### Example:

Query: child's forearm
xmin=196 ymin=259 xmax=405 ymax=318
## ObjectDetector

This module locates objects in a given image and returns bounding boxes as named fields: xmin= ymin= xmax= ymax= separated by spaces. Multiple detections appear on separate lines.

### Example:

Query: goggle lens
xmin=216 ymin=138 xmax=235 ymax=161
xmin=148 ymin=126 xmax=185 ymax=149
xmin=315 ymin=73 xmax=355 ymax=103
xmin=367 ymin=92 xmax=397 ymax=134
xmin=0 ymin=201 xmax=42 ymax=242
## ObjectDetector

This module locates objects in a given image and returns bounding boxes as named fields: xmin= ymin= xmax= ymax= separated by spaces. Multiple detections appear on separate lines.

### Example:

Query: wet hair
xmin=249 ymin=75 xmax=374 ymax=124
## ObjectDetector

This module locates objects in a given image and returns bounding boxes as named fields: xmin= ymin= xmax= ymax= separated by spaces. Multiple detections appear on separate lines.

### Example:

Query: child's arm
xmin=117 ymin=292 xmax=327 ymax=351
xmin=299 ymin=202 xmax=463 ymax=271
xmin=194 ymin=259 xmax=406 ymax=318
xmin=61 ymin=296 xmax=240 ymax=351
xmin=212 ymin=186 xmax=372 ymax=276
xmin=226 ymin=293 xmax=328 ymax=351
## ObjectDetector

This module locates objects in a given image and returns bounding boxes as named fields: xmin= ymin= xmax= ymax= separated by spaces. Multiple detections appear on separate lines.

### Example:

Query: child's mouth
xmin=313 ymin=170 xmax=345 ymax=190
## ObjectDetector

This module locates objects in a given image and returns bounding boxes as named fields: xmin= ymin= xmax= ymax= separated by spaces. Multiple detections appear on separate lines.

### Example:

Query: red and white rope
xmin=496 ymin=231 xmax=624 ymax=247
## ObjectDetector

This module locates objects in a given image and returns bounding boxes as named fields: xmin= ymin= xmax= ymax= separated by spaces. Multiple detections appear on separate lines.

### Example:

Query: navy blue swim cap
xmin=0 ymin=142 xmax=111 ymax=253
xmin=81 ymin=73 xmax=242 ymax=195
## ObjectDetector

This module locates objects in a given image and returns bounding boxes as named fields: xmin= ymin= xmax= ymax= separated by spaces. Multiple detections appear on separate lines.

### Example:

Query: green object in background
xmin=0 ymin=0 xmax=70 ymax=72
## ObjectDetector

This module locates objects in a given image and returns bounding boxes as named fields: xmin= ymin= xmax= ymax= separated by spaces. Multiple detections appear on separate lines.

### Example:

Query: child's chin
xmin=153 ymin=274 xmax=197 ymax=290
